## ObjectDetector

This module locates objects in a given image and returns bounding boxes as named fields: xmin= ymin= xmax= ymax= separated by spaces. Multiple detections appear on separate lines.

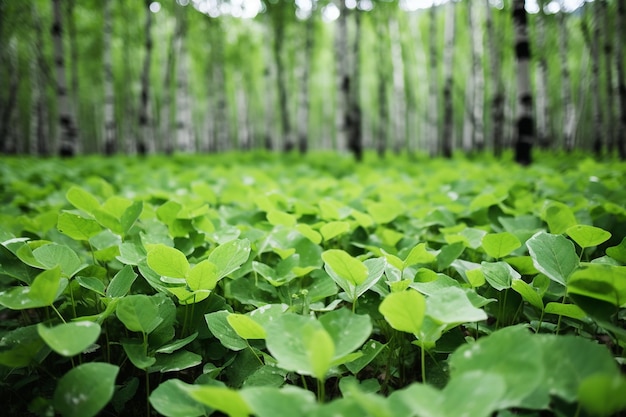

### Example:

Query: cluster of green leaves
xmin=0 ymin=152 xmax=625 ymax=417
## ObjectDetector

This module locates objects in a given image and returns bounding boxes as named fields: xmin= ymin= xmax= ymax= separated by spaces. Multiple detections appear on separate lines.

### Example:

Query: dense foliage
xmin=1 ymin=152 xmax=626 ymax=416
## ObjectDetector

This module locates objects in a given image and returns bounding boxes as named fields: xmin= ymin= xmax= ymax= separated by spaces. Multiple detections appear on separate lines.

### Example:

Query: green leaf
xmin=319 ymin=308 xmax=372 ymax=361
xmin=320 ymin=221 xmax=350 ymax=241
xmin=66 ymin=186 xmax=101 ymax=216
xmin=567 ymin=263 xmax=626 ymax=306
xmin=481 ymin=232 xmax=521 ymax=259
xmin=404 ymin=243 xmax=436 ymax=267
xmin=53 ymin=363 xmax=119 ymax=417
xmin=442 ymin=372 xmax=507 ymax=417
xmin=188 ymin=385 xmax=252 ymax=417
xmin=579 ymin=375 xmax=626 ymax=417
xmin=267 ymin=210 xmax=297 ymax=227
xmin=345 ymin=340 xmax=386 ymax=374
xmin=120 ymin=200 xmax=143 ymax=235
xmin=150 ymin=350 xmax=202 ymax=373
xmin=106 ymin=265 xmax=137 ymax=298
xmin=187 ymin=260 xmax=219 ymax=291
xmin=122 ymin=341 xmax=156 ymax=369
xmin=322 ymin=249 xmax=368 ymax=286
xmin=147 ymin=244 xmax=190 ymax=278
xmin=436 ymin=242 xmax=465 ymax=270
xmin=307 ymin=327 xmax=335 ymax=381
xmin=38 ymin=322 xmax=100 ymax=357
xmin=526 ymin=231 xmax=579 ymax=286
xmin=227 ymin=314 xmax=266 ymax=340
xmin=205 ymin=310 xmax=248 ymax=351
xmin=426 ymin=287 xmax=488 ymax=326
xmin=566 ymin=224 xmax=611 ymax=248
xmin=57 ymin=212 xmax=102 ymax=240
xmin=242 ymin=386 xmax=316 ymax=417
xmin=265 ymin=313 xmax=334 ymax=379
xmin=116 ymin=294 xmax=163 ymax=334
xmin=208 ymin=239 xmax=251 ymax=279
xmin=156 ymin=332 xmax=198 ymax=354
xmin=511 ymin=279 xmax=544 ymax=310
xmin=76 ymin=276 xmax=106 ymax=296
xmin=32 ymin=244 xmax=84 ymax=277
xmin=481 ymin=261 xmax=519 ymax=291
xmin=150 ymin=379 xmax=211 ymax=417
xmin=379 ymin=289 xmax=426 ymax=335
xmin=449 ymin=326 xmax=545 ymax=409
xmin=606 ymin=236 xmax=626 ymax=263
xmin=544 ymin=302 xmax=586 ymax=320
xmin=541 ymin=201 xmax=577 ymax=234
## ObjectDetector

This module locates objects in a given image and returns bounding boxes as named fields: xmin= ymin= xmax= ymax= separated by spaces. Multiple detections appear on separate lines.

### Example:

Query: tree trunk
xmin=271 ymin=9 xmax=293 ymax=152
xmin=159 ymin=13 xmax=181 ymax=154
xmin=558 ymin=3 xmax=576 ymax=153
xmin=389 ymin=14 xmax=406 ymax=155
xmin=103 ymin=0 xmax=116 ymax=155
xmin=51 ymin=0 xmax=79 ymax=157
xmin=589 ymin=1 xmax=603 ymax=156
xmin=334 ymin=0 xmax=348 ymax=153
xmin=137 ymin=0 xmax=155 ymax=155
xmin=616 ymin=0 xmax=626 ymax=159
xmin=212 ymin=20 xmax=229 ymax=152
xmin=471 ymin=0 xmax=485 ymax=152
xmin=486 ymin=0 xmax=505 ymax=157
xmin=513 ymin=0 xmax=534 ymax=165
xmin=534 ymin=4 xmax=549 ymax=148
xmin=175 ymin=8 xmax=194 ymax=153
xmin=236 ymin=77 xmax=251 ymax=150
xmin=375 ymin=14 xmax=389 ymax=158
xmin=346 ymin=9 xmax=363 ymax=162
xmin=67 ymin=0 xmax=80 ymax=149
xmin=31 ymin=9 xmax=50 ymax=156
xmin=0 ymin=38 xmax=19 ymax=154
xmin=441 ymin=1 xmax=455 ymax=158
xmin=601 ymin=0 xmax=616 ymax=154
xmin=297 ymin=15 xmax=314 ymax=155
xmin=428 ymin=4 xmax=439 ymax=156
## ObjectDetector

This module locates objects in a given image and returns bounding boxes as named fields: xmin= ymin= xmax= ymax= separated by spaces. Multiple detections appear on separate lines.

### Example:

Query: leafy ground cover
xmin=1 ymin=151 xmax=625 ymax=417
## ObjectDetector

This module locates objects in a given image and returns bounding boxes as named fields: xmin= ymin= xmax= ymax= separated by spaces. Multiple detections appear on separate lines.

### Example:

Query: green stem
xmin=536 ymin=309 xmax=545 ymax=333
xmin=555 ymin=294 xmax=567 ymax=335
xmin=420 ymin=344 xmax=426 ymax=384
xmin=247 ymin=341 xmax=264 ymax=366
xmin=143 ymin=332 xmax=150 ymax=417
xmin=50 ymin=304 xmax=66 ymax=323
xmin=317 ymin=378 xmax=325 ymax=403
xmin=69 ymin=283 xmax=78 ymax=319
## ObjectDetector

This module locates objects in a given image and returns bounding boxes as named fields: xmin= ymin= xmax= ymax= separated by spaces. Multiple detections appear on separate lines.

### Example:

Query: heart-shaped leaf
xmin=526 ymin=231 xmax=578 ymax=286
xmin=38 ymin=322 xmax=101 ymax=357
xmin=379 ymin=289 xmax=426 ymax=336
xmin=53 ymin=363 xmax=119 ymax=417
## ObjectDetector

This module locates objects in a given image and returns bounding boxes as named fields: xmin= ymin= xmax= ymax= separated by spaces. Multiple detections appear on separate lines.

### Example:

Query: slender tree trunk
xmin=137 ymin=0 xmax=154 ymax=155
xmin=486 ymin=0 xmax=505 ymax=157
xmin=589 ymin=1 xmax=604 ymax=156
xmin=601 ymin=0 xmax=616 ymax=154
xmin=376 ymin=14 xmax=389 ymax=158
xmin=212 ymin=21 xmax=229 ymax=152
xmin=51 ymin=0 xmax=79 ymax=156
xmin=67 ymin=0 xmax=80 ymax=150
xmin=347 ymin=9 xmax=363 ymax=161
xmin=0 ymin=38 xmax=19 ymax=154
xmin=120 ymin=0 xmax=136 ymax=154
xmin=30 ymin=6 xmax=50 ymax=156
xmin=236 ymin=75 xmax=251 ymax=150
xmin=175 ymin=8 xmax=194 ymax=153
xmin=103 ymin=0 xmax=116 ymax=155
xmin=558 ymin=3 xmax=576 ymax=152
xmin=616 ymin=0 xmax=626 ymax=159
xmin=272 ymin=12 xmax=293 ymax=152
xmin=335 ymin=0 xmax=348 ymax=152
xmin=297 ymin=15 xmax=314 ymax=154
xmin=534 ymin=4 xmax=549 ymax=148
xmin=441 ymin=1 xmax=455 ymax=158
xmin=159 ymin=16 xmax=180 ymax=154
xmin=471 ymin=0 xmax=485 ymax=152
xmin=513 ymin=0 xmax=534 ymax=165
xmin=428 ymin=5 xmax=439 ymax=156
xmin=389 ymin=14 xmax=406 ymax=155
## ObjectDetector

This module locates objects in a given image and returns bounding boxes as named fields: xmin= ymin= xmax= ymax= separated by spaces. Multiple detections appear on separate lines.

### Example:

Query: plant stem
xmin=555 ymin=294 xmax=567 ymax=335
xmin=317 ymin=378 xmax=325 ymax=402
xmin=420 ymin=345 xmax=426 ymax=383
xmin=50 ymin=304 xmax=66 ymax=323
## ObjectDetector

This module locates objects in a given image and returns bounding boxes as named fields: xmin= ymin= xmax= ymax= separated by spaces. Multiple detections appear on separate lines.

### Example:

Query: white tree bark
xmin=558 ymin=3 xmax=576 ymax=152
xmin=534 ymin=5 xmax=549 ymax=147
xmin=51 ymin=0 xmax=79 ymax=156
xmin=428 ymin=4 xmax=439 ymax=156
xmin=389 ymin=15 xmax=406 ymax=154
xmin=137 ymin=0 xmax=155 ymax=154
xmin=441 ymin=1 xmax=455 ymax=158
xmin=103 ymin=0 xmax=116 ymax=154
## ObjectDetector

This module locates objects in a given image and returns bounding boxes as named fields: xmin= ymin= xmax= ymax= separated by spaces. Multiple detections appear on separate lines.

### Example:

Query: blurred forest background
xmin=0 ymin=0 xmax=624 ymax=161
